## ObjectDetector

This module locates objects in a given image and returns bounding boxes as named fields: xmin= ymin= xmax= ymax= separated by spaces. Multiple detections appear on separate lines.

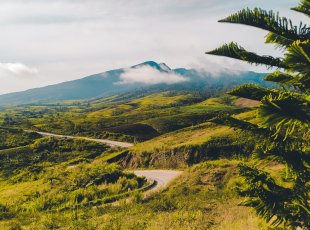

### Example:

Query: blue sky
xmin=0 ymin=0 xmax=306 ymax=94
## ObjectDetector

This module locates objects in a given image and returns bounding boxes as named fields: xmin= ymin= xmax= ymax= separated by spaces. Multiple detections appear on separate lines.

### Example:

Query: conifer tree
xmin=207 ymin=1 xmax=309 ymax=228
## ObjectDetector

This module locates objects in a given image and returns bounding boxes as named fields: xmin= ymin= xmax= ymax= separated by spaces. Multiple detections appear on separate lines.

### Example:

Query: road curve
xmin=29 ymin=131 xmax=134 ymax=148
xmin=133 ymin=170 xmax=182 ymax=194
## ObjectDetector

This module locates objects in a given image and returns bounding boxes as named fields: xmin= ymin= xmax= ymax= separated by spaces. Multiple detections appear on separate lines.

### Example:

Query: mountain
xmin=0 ymin=61 xmax=267 ymax=106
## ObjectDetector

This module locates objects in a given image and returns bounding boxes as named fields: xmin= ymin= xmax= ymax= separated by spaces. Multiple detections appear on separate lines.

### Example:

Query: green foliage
xmin=283 ymin=41 xmax=310 ymax=90
xmin=1 ymin=160 xmax=270 ymax=229
xmin=228 ymin=84 xmax=276 ymax=101
xmin=124 ymin=124 xmax=256 ymax=169
xmin=0 ymin=204 xmax=14 ymax=220
xmin=0 ymin=158 xmax=146 ymax=217
xmin=0 ymin=128 xmax=40 ymax=150
xmin=207 ymin=1 xmax=310 ymax=228
xmin=265 ymin=32 xmax=294 ymax=49
xmin=238 ymin=164 xmax=309 ymax=228
xmin=219 ymin=8 xmax=309 ymax=41
xmin=1 ymin=91 xmax=244 ymax=143
xmin=0 ymin=136 xmax=111 ymax=181
xmin=206 ymin=42 xmax=285 ymax=68
xmin=292 ymin=0 xmax=310 ymax=17
xmin=258 ymin=93 xmax=310 ymax=139
xmin=264 ymin=71 xmax=296 ymax=88
xmin=210 ymin=113 xmax=267 ymax=135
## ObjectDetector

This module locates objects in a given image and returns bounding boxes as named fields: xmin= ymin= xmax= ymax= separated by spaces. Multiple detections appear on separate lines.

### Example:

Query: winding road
xmin=28 ymin=130 xmax=182 ymax=194
xmin=133 ymin=170 xmax=182 ymax=193
xmin=30 ymin=131 xmax=134 ymax=148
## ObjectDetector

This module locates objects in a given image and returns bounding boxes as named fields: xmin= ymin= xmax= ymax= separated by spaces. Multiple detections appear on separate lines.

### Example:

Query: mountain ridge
xmin=0 ymin=61 xmax=267 ymax=106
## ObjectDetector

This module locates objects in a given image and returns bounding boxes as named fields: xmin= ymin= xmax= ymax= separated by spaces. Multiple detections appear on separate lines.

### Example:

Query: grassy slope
xmin=2 ymin=159 xmax=283 ymax=229
xmin=0 ymin=92 xmax=285 ymax=229
xmin=0 ymin=92 xmax=245 ymax=142
xmin=132 ymin=123 xmax=234 ymax=152
xmin=122 ymin=118 xmax=255 ymax=168
xmin=0 ymin=130 xmax=148 ymax=229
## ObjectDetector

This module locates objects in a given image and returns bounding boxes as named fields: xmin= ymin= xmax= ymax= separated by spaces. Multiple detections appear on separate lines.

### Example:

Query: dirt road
xmin=133 ymin=170 xmax=182 ymax=194
xmin=31 ymin=131 xmax=134 ymax=148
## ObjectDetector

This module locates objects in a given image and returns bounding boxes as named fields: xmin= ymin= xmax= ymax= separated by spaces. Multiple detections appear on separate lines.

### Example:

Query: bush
xmin=0 ymin=203 xmax=14 ymax=220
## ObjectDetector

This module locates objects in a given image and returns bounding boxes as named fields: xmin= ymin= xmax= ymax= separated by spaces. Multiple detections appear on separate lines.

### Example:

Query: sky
xmin=0 ymin=0 xmax=306 ymax=95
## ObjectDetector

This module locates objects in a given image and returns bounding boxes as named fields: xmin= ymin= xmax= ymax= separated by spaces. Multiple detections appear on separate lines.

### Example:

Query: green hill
xmin=0 ymin=90 xmax=290 ymax=229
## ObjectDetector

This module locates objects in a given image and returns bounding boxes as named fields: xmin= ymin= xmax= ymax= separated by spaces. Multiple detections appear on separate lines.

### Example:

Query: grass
xmin=132 ymin=122 xmax=234 ymax=153
xmin=0 ymin=129 xmax=148 ymax=227
xmin=1 ymin=159 xmax=275 ymax=229
xmin=0 ymin=92 xmax=286 ymax=229
xmin=121 ymin=120 xmax=255 ymax=169
xmin=0 ymin=92 xmax=246 ymax=142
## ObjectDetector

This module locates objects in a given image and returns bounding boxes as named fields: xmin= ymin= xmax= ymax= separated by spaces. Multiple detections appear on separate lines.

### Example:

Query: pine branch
xmin=292 ymin=0 xmax=310 ymax=17
xmin=258 ymin=93 xmax=310 ymax=139
xmin=219 ymin=8 xmax=310 ymax=41
xmin=265 ymin=32 xmax=294 ymax=49
xmin=206 ymin=42 xmax=286 ymax=68
xmin=228 ymin=84 xmax=277 ymax=101
xmin=283 ymin=41 xmax=310 ymax=80
xmin=264 ymin=71 xmax=309 ymax=92
xmin=264 ymin=71 xmax=294 ymax=85
xmin=237 ymin=164 xmax=300 ymax=227
xmin=206 ymin=1 xmax=310 ymax=228
xmin=299 ymin=74 xmax=310 ymax=91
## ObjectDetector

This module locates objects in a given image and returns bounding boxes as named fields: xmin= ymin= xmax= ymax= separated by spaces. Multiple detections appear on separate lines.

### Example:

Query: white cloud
xmin=0 ymin=62 xmax=38 ymax=78
xmin=187 ymin=55 xmax=277 ymax=78
xmin=189 ymin=56 xmax=247 ymax=76
xmin=0 ymin=62 xmax=40 ymax=95
xmin=117 ymin=66 xmax=188 ymax=85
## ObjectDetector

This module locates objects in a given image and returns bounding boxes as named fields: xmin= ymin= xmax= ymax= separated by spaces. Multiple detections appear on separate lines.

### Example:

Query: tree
xmin=2 ymin=114 xmax=14 ymax=126
xmin=206 ymin=1 xmax=309 ymax=229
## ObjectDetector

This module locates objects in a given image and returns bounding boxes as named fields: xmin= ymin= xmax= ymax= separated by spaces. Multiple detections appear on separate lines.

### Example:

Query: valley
xmin=0 ymin=89 xmax=284 ymax=229
xmin=0 ymin=0 xmax=309 ymax=229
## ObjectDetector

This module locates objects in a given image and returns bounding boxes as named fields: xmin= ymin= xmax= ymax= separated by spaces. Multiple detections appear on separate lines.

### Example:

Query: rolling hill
xmin=0 ymin=92 xmax=284 ymax=229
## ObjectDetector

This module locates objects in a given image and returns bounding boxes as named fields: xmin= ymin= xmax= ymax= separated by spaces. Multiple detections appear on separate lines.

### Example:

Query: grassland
xmin=1 ymin=159 xmax=286 ymax=229
xmin=0 ymin=92 xmax=246 ymax=142
xmin=0 ymin=129 xmax=148 ymax=229
xmin=0 ymin=91 xmax=286 ymax=229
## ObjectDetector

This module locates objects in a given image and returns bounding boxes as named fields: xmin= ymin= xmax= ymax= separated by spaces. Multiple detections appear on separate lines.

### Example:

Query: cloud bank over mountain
xmin=0 ymin=61 xmax=268 ymax=106
xmin=118 ymin=65 xmax=188 ymax=85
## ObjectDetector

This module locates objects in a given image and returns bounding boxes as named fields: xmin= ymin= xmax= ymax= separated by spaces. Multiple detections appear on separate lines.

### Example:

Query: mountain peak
xmin=159 ymin=63 xmax=171 ymax=71
xmin=132 ymin=61 xmax=158 ymax=68
xmin=131 ymin=61 xmax=171 ymax=72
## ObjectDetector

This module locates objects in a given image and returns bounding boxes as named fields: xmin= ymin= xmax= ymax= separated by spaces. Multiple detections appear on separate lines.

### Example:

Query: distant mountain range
xmin=0 ymin=61 xmax=267 ymax=106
